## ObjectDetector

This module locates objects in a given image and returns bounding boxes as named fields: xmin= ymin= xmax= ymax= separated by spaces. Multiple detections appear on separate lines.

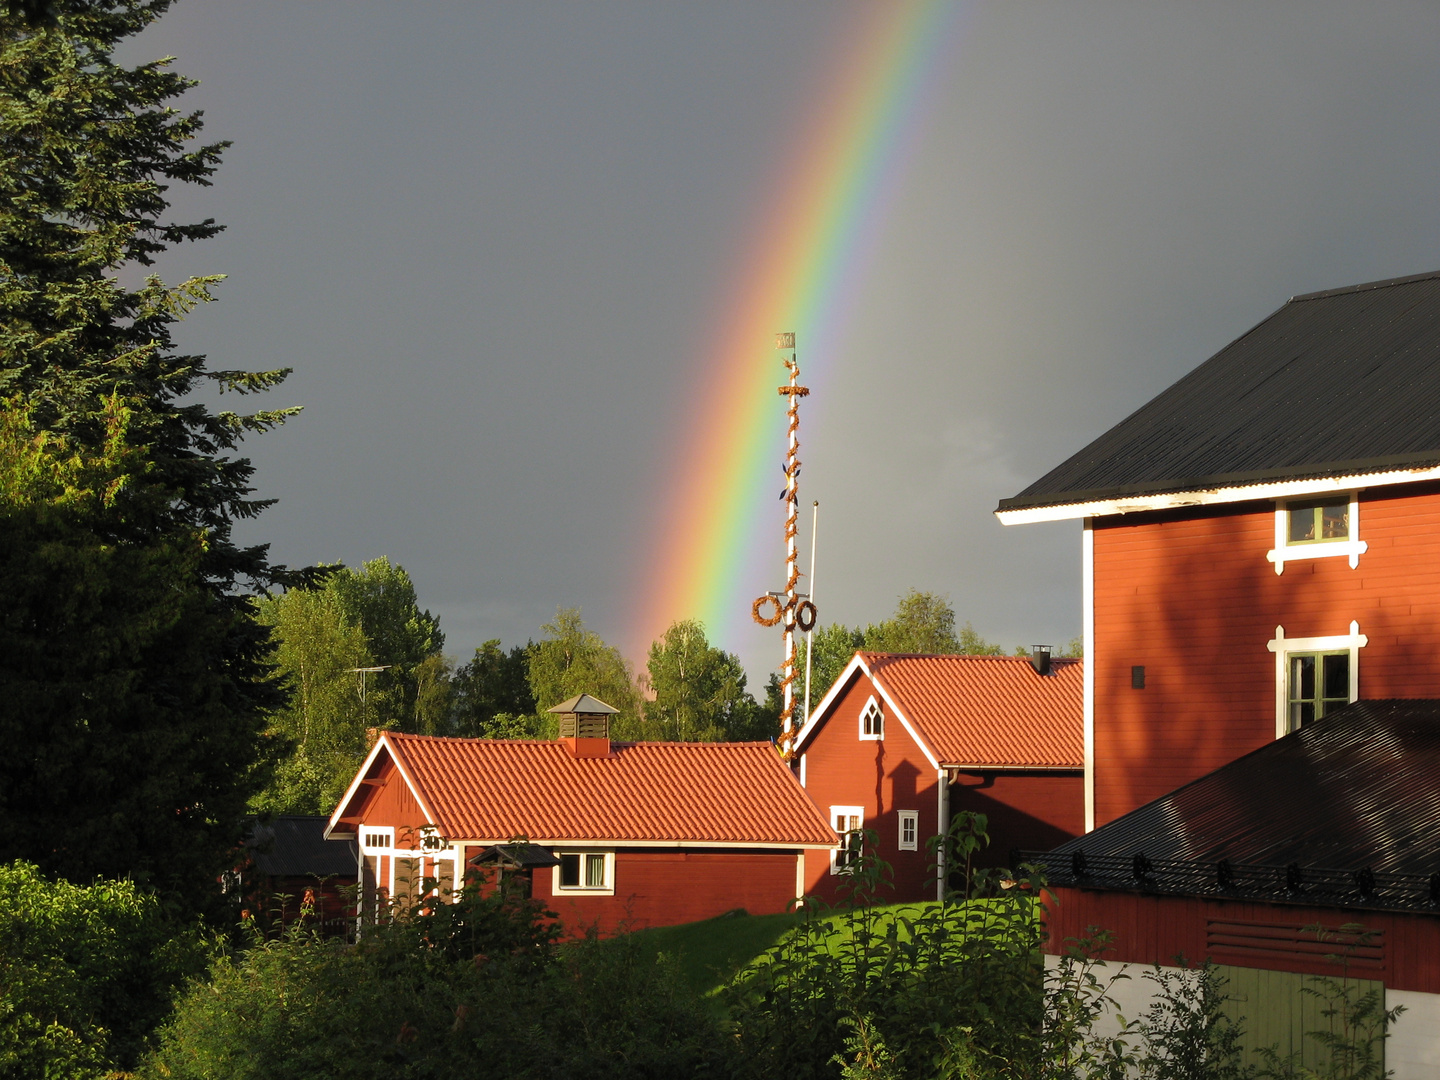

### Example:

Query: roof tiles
xmin=857 ymin=653 xmax=1083 ymax=769
xmin=378 ymin=733 xmax=836 ymax=847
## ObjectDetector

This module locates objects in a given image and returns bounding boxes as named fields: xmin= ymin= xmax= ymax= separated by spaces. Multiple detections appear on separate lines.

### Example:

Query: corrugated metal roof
xmin=999 ymin=270 xmax=1440 ymax=514
xmin=247 ymin=816 xmax=358 ymax=877
xmin=382 ymin=733 xmax=837 ymax=847
xmin=860 ymin=653 xmax=1083 ymax=769
xmin=1045 ymin=699 xmax=1440 ymax=874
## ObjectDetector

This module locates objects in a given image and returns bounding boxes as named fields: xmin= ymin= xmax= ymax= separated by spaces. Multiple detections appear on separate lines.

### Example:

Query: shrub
xmin=0 ymin=861 xmax=211 ymax=1079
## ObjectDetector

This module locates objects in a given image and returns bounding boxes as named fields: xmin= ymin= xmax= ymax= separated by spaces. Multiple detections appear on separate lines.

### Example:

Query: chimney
xmin=1030 ymin=645 xmax=1052 ymax=676
xmin=547 ymin=693 xmax=618 ymax=758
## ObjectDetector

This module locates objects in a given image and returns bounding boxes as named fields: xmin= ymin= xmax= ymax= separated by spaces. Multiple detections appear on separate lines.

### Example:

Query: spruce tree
xmin=0 ymin=0 xmax=313 ymax=914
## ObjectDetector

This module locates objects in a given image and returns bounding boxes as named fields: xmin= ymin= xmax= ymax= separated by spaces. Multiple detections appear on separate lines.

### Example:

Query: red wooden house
xmin=999 ymin=270 xmax=1440 ymax=1073
xmin=794 ymin=651 xmax=1083 ymax=904
xmin=325 ymin=695 xmax=837 ymax=935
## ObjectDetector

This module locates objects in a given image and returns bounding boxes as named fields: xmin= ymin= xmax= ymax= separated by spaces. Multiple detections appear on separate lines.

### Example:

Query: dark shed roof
xmin=248 ymin=816 xmax=358 ymax=878
xmin=1024 ymin=700 xmax=1440 ymax=912
xmin=999 ymin=271 xmax=1440 ymax=515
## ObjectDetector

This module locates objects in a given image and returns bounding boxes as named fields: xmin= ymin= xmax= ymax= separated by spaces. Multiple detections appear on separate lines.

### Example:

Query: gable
xmin=326 ymin=736 xmax=436 ymax=840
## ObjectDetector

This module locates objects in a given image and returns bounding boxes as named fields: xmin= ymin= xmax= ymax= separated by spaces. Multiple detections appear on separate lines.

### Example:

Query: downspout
xmin=935 ymin=769 xmax=949 ymax=902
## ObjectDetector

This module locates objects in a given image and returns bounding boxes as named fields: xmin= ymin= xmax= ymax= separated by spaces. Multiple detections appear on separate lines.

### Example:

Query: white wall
xmin=1386 ymin=988 xmax=1440 ymax=1080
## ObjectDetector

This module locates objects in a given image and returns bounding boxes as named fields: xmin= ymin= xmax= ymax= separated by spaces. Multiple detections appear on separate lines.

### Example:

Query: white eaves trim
xmin=995 ymin=464 xmax=1440 ymax=525
xmin=793 ymin=652 xmax=942 ymax=772
xmin=323 ymin=731 xmax=440 ymax=841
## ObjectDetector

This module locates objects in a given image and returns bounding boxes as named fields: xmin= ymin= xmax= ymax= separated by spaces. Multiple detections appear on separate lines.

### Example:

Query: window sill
xmin=1267 ymin=539 xmax=1367 ymax=574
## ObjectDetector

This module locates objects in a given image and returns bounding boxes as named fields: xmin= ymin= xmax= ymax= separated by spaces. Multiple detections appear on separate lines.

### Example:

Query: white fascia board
xmin=461 ymin=837 xmax=838 ymax=851
xmin=324 ymin=732 xmax=440 ymax=841
xmin=325 ymin=734 xmax=393 ymax=840
xmin=793 ymin=652 xmax=868 ymax=752
xmin=941 ymin=763 xmax=1084 ymax=772
xmin=995 ymin=464 xmax=1440 ymax=525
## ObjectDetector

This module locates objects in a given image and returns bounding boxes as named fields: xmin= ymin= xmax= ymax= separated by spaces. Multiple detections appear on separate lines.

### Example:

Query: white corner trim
xmin=1267 ymin=493 xmax=1366 ymax=574
xmin=996 ymin=464 xmax=1440 ymax=525
xmin=1082 ymin=520 xmax=1095 ymax=833
xmin=1266 ymin=621 xmax=1367 ymax=739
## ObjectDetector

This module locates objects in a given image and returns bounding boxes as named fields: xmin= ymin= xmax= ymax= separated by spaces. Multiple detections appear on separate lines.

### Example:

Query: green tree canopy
xmin=643 ymin=619 xmax=767 ymax=742
xmin=451 ymin=639 xmax=538 ymax=738
xmin=0 ymin=1 xmax=312 ymax=913
xmin=528 ymin=608 xmax=641 ymax=738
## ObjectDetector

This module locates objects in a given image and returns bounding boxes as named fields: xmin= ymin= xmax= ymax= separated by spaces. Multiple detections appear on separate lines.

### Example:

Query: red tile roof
xmin=351 ymin=733 xmax=837 ymax=847
xmin=806 ymin=653 xmax=1083 ymax=770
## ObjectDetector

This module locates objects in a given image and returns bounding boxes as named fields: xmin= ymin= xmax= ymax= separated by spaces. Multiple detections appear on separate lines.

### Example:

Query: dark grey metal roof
xmin=1020 ymin=700 xmax=1440 ymax=913
xmin=247 ymin=816 xmax=358 ymax=878
xmin=999 ymin=271 xmax=1440 ymax=514
xmin=469 ymin=843 xmax=561 ymax=869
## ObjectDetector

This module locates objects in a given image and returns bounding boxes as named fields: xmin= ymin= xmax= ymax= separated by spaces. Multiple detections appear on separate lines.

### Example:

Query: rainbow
xmin=630 ymin=1 xmax=966 ymax=662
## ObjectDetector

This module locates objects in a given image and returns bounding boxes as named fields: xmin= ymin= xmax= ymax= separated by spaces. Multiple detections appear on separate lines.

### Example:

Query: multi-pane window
xmin=831 ymin=808 xmax=863 ymax=872
xmin=558 ymin=852 xmax=610 ymax=890
xmin=1287 ymin=498 xmax=1349 ymax=545
xmin=898 ymin=810 xmax=918 ymax=852
xmin=1287 ymin=651 xmax=1349 ymax=731
xmin=860 ymin=698 xmax=883 ymax=739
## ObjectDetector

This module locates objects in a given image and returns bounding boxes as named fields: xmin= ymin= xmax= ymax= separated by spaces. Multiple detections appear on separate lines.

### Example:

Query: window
xmin=829 ymin=806 xmax=864 ymax=874
xmin=1287 ymin=651 xmax=1349 ymax=730
xmin=859 ymin=696 xmax=883 ymax=740
xmin=1268 ymin=622 xmax=1366 ymax=737
xmin=361 ymin=827 xmax=393 ymax=851
xmin=898 ymin=810 xmax=918 ymax=852
xmin=554 ymin=851 xmax=613 ymax=894
xmin=1268 ymin=493 xmax=1365 ymax=574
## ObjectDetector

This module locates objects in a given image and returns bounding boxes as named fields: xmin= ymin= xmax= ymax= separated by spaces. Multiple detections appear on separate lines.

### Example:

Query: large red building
xmin=794 ymin=651 xmax=1083 ymax=904
xmin=1000 ymin=271 xmax=1440 ymax=1075
xmin=326 ymin=695 xmax=837 ymax=936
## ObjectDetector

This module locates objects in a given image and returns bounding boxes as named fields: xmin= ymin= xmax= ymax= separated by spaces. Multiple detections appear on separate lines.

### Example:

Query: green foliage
xmin=0 ymin=861 xmax=211 ymax=1078
xmin=145 ymin=877 xmax=734 ymax=1080
xmin=644 ymin=618 xmax=769 ymax=741
xmin=253 ymin=558 xmax=449 ymax=813
xmin=450 ymin=639 xmax=539 ymax=738
xmin=0 ymin=0 xmax=314 ymax=914
xmin=528 ymin=607 xmax=643 ymax=737
xmin=808 ymin=621 xmax=866 ymax=708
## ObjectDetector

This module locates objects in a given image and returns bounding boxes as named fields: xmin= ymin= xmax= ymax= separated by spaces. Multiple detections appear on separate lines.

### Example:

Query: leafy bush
xmin=145 ymin=876 xmax=736 ymax=1080
xmin=0 ymin=861 xmax=211 ymax=1079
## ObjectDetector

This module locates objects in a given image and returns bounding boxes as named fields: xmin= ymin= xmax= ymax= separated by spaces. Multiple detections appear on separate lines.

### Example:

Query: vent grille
xmin=1206 ymin=920 xmax=1384 ymax=972
xmin=558 ymin=714 xmax=609 ymax=739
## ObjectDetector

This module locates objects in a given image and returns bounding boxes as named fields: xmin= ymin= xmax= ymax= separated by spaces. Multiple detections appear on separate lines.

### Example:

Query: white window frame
xmin=858 ymin=695 xmax=884 ymax=741
xmin=897 ymin=810 xmax=918 ymax=852
xmin=552 ymin=850 xmax=615 ymax=896
xmin=1267 ymin=492 xmax=1365 ymax=575
xmin=1267 ymin=622 xmax=1367 ymax=739
xmin=360 ymin=826 xmax=394 ymax=852
xmin=829 ymin=805 xmax=865 ymax=874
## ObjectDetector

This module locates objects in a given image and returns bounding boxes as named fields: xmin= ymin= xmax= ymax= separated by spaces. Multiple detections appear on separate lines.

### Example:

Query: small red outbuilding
xmin=794 ymin=651 xmax=1085 ymax=904
xmin=325 ymin=696 xmax=837 ymax=935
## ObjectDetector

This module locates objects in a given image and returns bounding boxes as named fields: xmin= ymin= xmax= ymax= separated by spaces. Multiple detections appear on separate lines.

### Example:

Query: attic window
xmin=361 ymin=828 xmax=393 ymax=852
xmin=859 ymin=696 xmax=884 ymax=740
xmin=1268 ymin=493 xmax=1365 ymax=574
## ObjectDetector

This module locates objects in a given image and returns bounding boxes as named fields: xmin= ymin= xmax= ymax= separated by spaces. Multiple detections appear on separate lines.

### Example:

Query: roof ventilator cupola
xmin=549 ymin=693 xmax=618 ymax=758
xmin=1030 ymin=645 xmax=1052 ymax=676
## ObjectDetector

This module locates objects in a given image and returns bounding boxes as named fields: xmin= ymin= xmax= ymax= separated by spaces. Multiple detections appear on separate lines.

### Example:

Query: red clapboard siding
xmin=534 ymin=850 xmax=800 ymax=936
xmin=1092 ymin=481 xmax=1440 ymax=824
xmin=949 ymin=771 xmax=1085 ymax=862
xmin=800 ymin=668 xmax=941 ymax=905
xmin=1042 ymin=886 xmax=1440 ymax=993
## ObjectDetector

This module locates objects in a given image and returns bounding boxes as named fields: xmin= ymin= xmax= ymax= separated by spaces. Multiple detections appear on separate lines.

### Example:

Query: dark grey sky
xmin=132 ymin=2 xmax=1440 ymax=685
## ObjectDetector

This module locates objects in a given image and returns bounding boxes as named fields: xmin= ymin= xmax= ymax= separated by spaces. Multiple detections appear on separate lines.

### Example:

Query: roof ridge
xmin=1291 ymin=268 xmax=1440 ymax=302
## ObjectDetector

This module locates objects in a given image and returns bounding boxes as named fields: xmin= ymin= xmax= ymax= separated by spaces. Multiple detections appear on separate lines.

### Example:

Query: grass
xmin=624 ymin=901 xmax=950 ymax=1000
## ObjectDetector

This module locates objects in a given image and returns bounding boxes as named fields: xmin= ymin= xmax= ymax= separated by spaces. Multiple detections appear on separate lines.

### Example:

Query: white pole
xmin=804 ymin=500 xmax=818 ymax=726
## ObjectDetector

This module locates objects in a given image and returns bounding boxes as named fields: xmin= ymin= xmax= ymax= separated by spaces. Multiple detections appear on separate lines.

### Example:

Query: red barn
xmin=1000 ymin=270 xmax=1440 ymax=1074
xmin=794 ymin=651 xmax=1083 ymax=904
xmin=325 ymin=695 xmax=837 ymax=935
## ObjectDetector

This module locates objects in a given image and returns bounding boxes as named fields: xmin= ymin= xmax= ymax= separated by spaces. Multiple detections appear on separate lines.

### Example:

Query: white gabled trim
xmin=1267 ymin=621 xmax=1367 ymax=739
xmin=324 ymin=732 xmax=441 ymax=841
xmin=1082 ymin=519 xmax=1095 ymax=833
xmin=995 ymin=464 xmax=1440 ymax=525
xmin=864 ymin=666 xmax=943 ymax=771
xmin=793 ymin=653 xmax=868 ymax=751
xmin=1267 ymin=492 xmax=1365 ymax=574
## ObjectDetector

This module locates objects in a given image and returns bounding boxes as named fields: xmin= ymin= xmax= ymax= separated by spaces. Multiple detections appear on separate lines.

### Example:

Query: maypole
xmin=752 ymin=332 xmax=817 ymax=759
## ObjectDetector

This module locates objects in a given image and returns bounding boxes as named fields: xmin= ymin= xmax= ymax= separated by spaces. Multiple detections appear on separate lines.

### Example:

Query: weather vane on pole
xmin=752 ymin=332 xmax=816 ymax=759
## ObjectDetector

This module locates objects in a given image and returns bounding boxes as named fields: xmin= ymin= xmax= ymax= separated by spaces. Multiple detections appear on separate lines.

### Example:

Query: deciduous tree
xmin=528 ymin=609 xmax=641 ymax=737
xmin=644 ymin=619 xmax=763 ymax=741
